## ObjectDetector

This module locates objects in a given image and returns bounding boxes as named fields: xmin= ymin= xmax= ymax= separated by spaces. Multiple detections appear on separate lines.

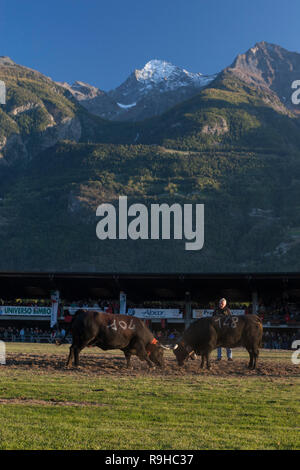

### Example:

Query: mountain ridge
xmin=59 ymin=58 xmax=216 ymax=121
xmin=1 ymin=42 xmax=300 ymax=271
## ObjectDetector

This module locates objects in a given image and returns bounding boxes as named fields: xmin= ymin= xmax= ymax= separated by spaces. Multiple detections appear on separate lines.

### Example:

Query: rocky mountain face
xmin=0 ymin=56 xmax=85 ymax=165
xmin=62 ymin=60 xmax=216 ymax=121
xmin=58 ymin=80 xmax=121 ymax=120
xmin=228 ymin=41 xmax=300 ymax=113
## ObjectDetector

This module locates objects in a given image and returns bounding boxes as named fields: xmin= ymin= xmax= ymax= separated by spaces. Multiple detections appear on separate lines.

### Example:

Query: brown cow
xmin=173 ymin=315 xmax=263 ymax=370
xmin=63 ymin=310 xmax=166 ymax=369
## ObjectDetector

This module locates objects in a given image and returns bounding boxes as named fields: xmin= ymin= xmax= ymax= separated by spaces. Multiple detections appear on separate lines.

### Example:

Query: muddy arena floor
xmin=4 ymin=344 xmax=299 ymax=378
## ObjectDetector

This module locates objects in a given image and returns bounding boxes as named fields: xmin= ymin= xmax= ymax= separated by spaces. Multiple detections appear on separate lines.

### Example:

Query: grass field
xmin=0 ymin=343 xmax=299 ymax=450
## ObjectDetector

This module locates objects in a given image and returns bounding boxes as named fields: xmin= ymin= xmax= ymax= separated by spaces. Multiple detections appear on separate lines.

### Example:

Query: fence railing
xmin=0 ymin=334 xmax=72 ymax=344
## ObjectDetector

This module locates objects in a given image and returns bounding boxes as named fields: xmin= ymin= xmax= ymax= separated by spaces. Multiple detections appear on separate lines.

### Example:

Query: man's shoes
xmin=217 ymin=358 xmax=222 ymax=361
xmin=228 ymin=358 xmax=233 ymax=361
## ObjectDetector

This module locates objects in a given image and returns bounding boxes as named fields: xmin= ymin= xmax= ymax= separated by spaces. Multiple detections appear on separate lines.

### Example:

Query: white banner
xmin=119 ymin=292 xmax=126 ymax=315
xmin=65 ymin=306 xmax=102 ymax=315
xmin=0 ymin=305 xmax=52 ymax=316
xmin=50 ymin=291 xmax=60 ymax=328
xmin=193 ymin=309 xmax=245 ymax=319
xmin=127 ymin=308 xmax=183 ymax=319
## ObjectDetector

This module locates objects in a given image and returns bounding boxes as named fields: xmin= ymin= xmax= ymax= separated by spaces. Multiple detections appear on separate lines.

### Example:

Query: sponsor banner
xmin=192 ymin=309 xmax=214 ymax=318
xmin=192 ymin=309 xmax=245 ymax=319
xmin=0 ymin=305 xmax=52 ymax=316
xmin=230 ymin=310 xmax=246 ymax=316
xmin=127 ymin=308 xmax=183 ymax=319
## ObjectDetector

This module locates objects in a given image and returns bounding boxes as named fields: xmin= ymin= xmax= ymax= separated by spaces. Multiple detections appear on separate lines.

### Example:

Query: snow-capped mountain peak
xmin=135 ymin=60 xmax=179 ymax=83
xmin=134 ymin=59 xmax=215 ymax=89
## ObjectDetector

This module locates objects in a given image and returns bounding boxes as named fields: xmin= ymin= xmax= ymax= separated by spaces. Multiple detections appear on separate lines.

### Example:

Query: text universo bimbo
xmin=96 ymin=196 xmax=204 ymax=251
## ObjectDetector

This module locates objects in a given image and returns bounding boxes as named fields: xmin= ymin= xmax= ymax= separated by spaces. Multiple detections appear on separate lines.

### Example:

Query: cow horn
xmin=173 ymin=344 xmax=179 ymax=350
xmin=160 ymin=344 xmax=171 ymax=350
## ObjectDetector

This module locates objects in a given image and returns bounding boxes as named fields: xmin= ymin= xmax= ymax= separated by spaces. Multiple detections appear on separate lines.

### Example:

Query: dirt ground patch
xmin=3 ymin=351 xmax=299 ymax=378
xmin=0 ymin=398 xmax=108 ymax=407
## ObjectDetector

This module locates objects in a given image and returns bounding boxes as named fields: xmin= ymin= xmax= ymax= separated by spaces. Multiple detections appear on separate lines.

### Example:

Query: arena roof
xmin=0 ymin=272 xmax=299 ymax=302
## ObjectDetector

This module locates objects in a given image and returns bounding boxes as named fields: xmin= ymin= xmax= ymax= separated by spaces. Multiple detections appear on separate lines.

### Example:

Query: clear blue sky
xmin=1 ymin=0 xmax=300 ymax=91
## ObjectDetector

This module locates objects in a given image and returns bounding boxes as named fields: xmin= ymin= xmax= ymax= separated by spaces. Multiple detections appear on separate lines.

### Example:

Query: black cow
xmin=64 ymin=310 xmax=165 ymax=369
xmin=173 ymin=315 xmax=263 ymax=370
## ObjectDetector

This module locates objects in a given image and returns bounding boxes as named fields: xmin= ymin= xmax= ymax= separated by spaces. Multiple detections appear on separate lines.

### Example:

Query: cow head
xmin=147 ymin=339 xmax=168 ymax=368
xmin=173 ymin=341 xmax=194 ymax=366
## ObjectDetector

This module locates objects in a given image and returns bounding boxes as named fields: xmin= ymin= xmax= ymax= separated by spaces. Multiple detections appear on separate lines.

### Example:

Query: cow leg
xmin=123 ymin=350 xmax=132 ymax=369
xmin=200 ymin=355 xmax=205 ymax=369
xmin=66 ymin=345 xmax=75 ymax=368
xmin=74 ymin=345 xmax=85 ymax=367
xmin=248 ymin=350 xmax=254 ymax=369
xmin=206 ymin=353 xmax=211 ymax=370
xmin=134 ymin=340 xmax=155 ymax=368
xmin=74 ymin=347 xmax=82 ymax=367
xmin=252 ymin=349 xmax=259 ymax=370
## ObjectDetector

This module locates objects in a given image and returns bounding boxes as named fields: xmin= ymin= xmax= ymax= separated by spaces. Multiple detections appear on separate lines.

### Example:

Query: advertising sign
xmin=127 ymin=308 xmax=183 ymax=319
xmin=0 ymin=305 xmax=52 ymax=316
xmin=192 ymin=309 xmax=245 ymax=319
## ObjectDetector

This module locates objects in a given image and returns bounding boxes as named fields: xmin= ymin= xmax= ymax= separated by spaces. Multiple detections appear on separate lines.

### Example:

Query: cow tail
xmin=257 ymin=317 xmax=263 ymax=348
xmin=55 ymin=309 xmax=84 ymax=345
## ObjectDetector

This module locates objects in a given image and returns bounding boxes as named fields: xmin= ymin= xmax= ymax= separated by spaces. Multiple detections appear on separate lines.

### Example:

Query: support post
xmin=185 ymin=291 xmax=192 ymax=329
xmin=50 ymin=290 xmax=60 ymax=328
xmin=252 ymin=291 xmax=258 ymax=315
xmin=119 ymin=291 xmax=127 ymax=315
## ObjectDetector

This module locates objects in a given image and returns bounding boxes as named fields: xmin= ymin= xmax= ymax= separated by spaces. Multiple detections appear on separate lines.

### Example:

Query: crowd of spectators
xmin=63 ymin=299 xmax=118 ymax=314
xmin=257 ymin=299 xmax=300 ymax=325
xmin=154 ymin=328 xmax=181 ymax=343
xmin=1 ymin=297 xmax=300 ymax=327
xmin=0 ymin=327 xmax=70 ymax=343
xmin=262 ymin=330 xmax=298 ymax=349
xmin=0 ymin=297 xmax=118 ymax=312
xmin=0 ymin=298 xmax=52 ymax=307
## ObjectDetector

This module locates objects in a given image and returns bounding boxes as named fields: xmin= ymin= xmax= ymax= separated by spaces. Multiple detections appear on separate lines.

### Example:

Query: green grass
xmin=0 ymin=343 xmax=299 ymax=450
